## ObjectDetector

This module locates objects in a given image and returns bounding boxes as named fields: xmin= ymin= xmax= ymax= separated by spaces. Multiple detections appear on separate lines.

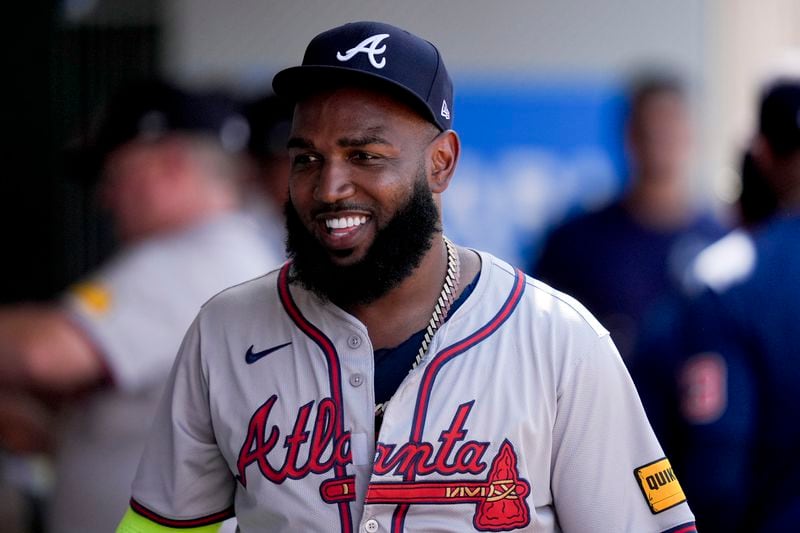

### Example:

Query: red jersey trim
xmin=662 ymin=521 xmax=697 ymax=533
xmin=393 ymin=268 xmax=526 ymax=532
xmin=277 ymin=262 xmax=353 ymax=533
xmin=129 ymin=498 xmax=234 ymax=528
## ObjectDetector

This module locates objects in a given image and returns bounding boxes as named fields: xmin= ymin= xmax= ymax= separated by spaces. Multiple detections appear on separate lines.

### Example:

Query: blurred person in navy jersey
xmin=0 ymin=79 xmax=284 ymax=533
xmin=531 ymin=72 xmax=725 ymax=360
xmin=630 ymin=146 xmax=778 ymax=445
xmin=635 ymin=79 xmax=800 ymax=532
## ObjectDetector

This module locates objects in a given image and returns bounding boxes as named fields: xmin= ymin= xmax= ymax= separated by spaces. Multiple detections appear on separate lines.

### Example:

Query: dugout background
xmin=4 ymin=0 xmax=800 ymax=302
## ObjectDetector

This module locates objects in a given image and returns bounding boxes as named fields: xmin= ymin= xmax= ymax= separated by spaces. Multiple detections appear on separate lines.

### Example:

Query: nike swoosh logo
xmin=245 ymin=342 xmax=292 ymax=364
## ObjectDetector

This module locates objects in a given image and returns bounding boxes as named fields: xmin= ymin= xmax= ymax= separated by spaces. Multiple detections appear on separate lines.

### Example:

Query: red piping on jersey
xmin=393 ymin=267 xmax=526 ymax=532
xmin=662 ymin=523 xmax=696 ymax=533
xmin=130 ymin=498 xmax=234 ymax=528
xmin=278 ymin=263 xmax=353 ymax=533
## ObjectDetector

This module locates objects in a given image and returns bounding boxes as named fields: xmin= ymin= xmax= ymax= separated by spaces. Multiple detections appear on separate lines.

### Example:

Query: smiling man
xmin=117 ymin=21 xmax=696 ymax=533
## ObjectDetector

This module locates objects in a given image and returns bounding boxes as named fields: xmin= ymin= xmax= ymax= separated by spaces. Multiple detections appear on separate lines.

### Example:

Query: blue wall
xmin=443 ymin=78 xmax=628 ymax=269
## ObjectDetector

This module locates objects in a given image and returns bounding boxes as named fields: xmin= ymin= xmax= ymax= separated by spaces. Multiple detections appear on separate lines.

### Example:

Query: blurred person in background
xmin=736 ymin=149 xmax=779 ymax=229
xmin=643 ymin=79 xmax=800 ymax=532
xmin=531 ymin=72 xmax=725 ymax=360
xmin=629 ymin=144 xmax=779 ymax=478
xmin=217 ymin=91 xmax=293 ymax=533
xmin=0 ymin=79 xmax=284 ymax=533
xmin=240 ymin=92 xmax=294 ymax=260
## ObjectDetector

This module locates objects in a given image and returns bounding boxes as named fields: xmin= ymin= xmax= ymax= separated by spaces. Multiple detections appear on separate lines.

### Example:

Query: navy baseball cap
xmin=759 ymin=79 xmax=800 ymax=156
xmin=243 ymin=93 xmax=294 ymax=160
xmin=97 ymin=79 xmax=250 ymax=157
xmin=272 ymin=21 xmax=453 ymax=131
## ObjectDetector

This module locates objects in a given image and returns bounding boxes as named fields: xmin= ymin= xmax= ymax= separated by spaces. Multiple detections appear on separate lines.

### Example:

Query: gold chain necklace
xmin=374 ymin=236 xmax=461 ymax=417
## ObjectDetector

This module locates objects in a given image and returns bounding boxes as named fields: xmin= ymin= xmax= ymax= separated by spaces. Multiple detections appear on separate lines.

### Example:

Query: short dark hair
xmin=758 ymin=80 xmax=800 ymax=157
xmin=242 ymin=93 xmax=294 ymax=161
xmin=626 ymin=71 xmax=687 ymax=125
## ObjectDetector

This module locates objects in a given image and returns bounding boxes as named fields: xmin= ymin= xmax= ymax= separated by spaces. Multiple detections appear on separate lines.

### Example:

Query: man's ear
xmin=427 ymin=130 xmax=460 ymax=194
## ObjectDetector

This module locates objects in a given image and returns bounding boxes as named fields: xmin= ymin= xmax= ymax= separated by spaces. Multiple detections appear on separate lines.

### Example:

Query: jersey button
xmin=364 ymin=519 xmax=379 ymax=532
xmin=349 ymin=373 xmax=364 ymax=387
xmin=347 ymin=334 xmax=362 ymax=349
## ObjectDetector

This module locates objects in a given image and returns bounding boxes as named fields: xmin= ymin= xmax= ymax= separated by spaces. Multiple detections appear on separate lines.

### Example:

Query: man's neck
xmin=624 ymin=174 xmax=693 ymax=230
xmin=347 ymin=237 xmax=480 ymax=350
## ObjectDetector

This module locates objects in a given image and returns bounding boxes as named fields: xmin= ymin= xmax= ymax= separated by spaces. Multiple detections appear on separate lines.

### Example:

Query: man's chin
xmin=326 ymin=247 xmax=364 ymax=265
xmin=315 ymin=234 xmax=374 ymax=265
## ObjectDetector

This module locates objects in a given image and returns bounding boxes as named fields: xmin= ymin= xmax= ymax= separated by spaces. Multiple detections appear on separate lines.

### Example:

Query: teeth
xmin=325 ymin=215 xmax=368 ymax=230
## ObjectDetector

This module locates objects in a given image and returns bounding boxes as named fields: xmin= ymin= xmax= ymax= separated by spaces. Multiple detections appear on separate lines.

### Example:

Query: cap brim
xmin=272 ymin=65 xmax=442 ymax=130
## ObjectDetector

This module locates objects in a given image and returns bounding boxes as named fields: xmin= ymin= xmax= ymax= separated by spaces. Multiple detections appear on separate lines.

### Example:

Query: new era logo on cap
xmin=273 ymin=21 xmax=453 ymax=131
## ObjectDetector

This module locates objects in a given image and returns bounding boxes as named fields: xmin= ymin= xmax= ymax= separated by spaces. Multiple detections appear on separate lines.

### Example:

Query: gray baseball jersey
xmin=126 ymin=250 xmax=695 ymax=532
xmin=52 ymin=211 xmax=281 ymax=533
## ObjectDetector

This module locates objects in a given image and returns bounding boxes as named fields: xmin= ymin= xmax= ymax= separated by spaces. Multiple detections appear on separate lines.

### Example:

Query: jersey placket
xmin=361 ymin=268 xmax=527 ymax=533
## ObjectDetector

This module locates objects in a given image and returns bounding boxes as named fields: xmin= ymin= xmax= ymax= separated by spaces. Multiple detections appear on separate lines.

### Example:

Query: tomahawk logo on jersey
xmin=123 ymin=253 xmax=695 ymax=532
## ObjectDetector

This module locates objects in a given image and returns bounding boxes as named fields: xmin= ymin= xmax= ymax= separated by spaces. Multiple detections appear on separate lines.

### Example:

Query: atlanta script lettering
xmin=236 ymin=398 xmax=491 ymax=488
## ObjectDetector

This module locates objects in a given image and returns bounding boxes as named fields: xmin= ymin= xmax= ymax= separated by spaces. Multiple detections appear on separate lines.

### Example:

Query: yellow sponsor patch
xmin=634 ymin=457 xmax=686 ymax=514
xmin=71 ymin=282 xmax=112 ymax=315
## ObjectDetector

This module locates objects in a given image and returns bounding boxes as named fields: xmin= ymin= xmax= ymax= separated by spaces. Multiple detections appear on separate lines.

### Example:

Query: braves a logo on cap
xmin=336 ymin=33 xmax=390 ymax=69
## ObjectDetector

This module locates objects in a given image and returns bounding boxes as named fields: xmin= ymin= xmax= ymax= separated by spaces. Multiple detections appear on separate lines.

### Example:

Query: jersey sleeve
xmin=126 ymin=313 xmax=235 ymax=527
xmin=551 ymin=333 xmax=696 ymax=532
xmin=116 ymin=507 xmax=222 ymax=533
xmin=63 ymin=242 xmax=210 ymax=393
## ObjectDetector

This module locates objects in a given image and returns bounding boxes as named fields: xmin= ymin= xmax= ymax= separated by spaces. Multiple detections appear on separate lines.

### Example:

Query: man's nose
xmin=313 ymin=160 xmax=356 ymax=204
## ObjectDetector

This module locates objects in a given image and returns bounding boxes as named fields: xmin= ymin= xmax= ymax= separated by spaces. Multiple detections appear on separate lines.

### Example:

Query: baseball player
xmin=636 ymin=80 xmax=800 ymax=532
xmin=532 ymin=74 xmax=724 ymax=360
xmin=0 ymin=81 xmax=283 ymax=533
xmin=118 ymin=22 xmax=696 ymax=532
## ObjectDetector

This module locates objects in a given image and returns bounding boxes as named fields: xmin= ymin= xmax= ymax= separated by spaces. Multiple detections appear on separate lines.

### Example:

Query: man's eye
xmin=292 ymin=154 xmax=320 ymax=166
xmin=351 ymin=152 xmax=378 ymax=162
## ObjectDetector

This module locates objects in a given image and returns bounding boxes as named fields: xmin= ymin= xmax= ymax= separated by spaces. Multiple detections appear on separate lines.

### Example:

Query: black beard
xmin=284 ymin=178 xmax=440 ymax=308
